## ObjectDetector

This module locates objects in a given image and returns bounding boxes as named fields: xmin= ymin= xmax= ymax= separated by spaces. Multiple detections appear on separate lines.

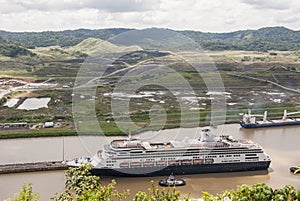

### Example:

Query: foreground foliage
xmin=5 ymin=165 xmax=300 ymax=200
xmin=5 ymin=182 xmax=39 ymax=201
xmin=51 ymin=164 xmax=128 ymax=201
xmin=133 ymin=180 xmax=189 ymax=201
xmin=201 ymin=183 xmax=300 ymax=201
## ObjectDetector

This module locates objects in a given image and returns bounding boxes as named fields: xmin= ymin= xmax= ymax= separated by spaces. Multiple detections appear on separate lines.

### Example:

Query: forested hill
xmin=0 ymin=37 xmax=35 ymax=57
xmin=0 ymin=28 xmax=132 ymax=49
xmin=179 ymin=26 xmax=300 ymax=51
xmin=0 ymin=26 xmax=299 ymax=51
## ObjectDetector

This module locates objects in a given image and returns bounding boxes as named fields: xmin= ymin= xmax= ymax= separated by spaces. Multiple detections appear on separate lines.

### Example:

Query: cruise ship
xmin=66 ymin=129 xmax=271 ymax=176
xmin=240 ymin=109 xmax=300 ymax=129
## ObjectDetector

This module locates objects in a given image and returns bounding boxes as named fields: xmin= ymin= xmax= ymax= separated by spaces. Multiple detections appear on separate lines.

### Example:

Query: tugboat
xmin=159 ymin=174 xmax=186 ymax=187
xmin=290 ymin=164 xmax=300 ymax=174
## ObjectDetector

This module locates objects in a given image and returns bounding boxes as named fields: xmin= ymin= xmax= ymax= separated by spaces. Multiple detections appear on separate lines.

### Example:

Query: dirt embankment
xmin=12 ymin=91 xmax=41 ymax=98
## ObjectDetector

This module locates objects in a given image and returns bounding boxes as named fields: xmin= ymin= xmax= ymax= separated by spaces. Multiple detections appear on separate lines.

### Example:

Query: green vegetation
xmin=5 ymin=164 xmax=300 ymax=201
xmin=133 ymin=181 xmax=189 ymax=201
xmin=180 ymin=26 xmax=300 ymax=51
xmin=52 ymin=164 xmax=129 ymax=201
xmin=0 ymin=89 xmax=74 ymax=125
xmin=66 ymin=38 xmax=141 ymax=55
xmin=201 ymin=183 xmax=300 ymax=201
xmin=0 ymin=47 xmax=299 ymax=139
xmin=1 ymin=26 xmax=300 ymax=52
xmin=0 ymin=130 xmax=77 ymax=139
xmin=5 ymin=182 xmax=39 ymax=201
xmin=0 ymin=37 xmax=35 ymax=57
xmin=0 ymin=28 xmax=132 ymax=48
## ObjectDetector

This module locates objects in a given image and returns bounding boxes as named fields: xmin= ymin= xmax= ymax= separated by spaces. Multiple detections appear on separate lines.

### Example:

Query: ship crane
xmin=283 ymin=110 xmax=300 ymax=120
xmin=241 ymin=109 xmax=268 ymax=123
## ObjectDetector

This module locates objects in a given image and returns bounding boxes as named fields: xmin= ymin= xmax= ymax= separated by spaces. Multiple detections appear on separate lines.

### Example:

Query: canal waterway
xmin=0 ymin=124 xmax=299 ymax=200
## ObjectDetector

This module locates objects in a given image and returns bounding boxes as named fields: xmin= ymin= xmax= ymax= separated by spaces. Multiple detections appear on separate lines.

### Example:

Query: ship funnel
xmin=200 ymin=129 xmax=215 ymax=142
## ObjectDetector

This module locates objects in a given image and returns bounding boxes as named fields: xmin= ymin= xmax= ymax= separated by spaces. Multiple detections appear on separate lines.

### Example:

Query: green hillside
xmin=0 ymin=37 xmax=35 ymax=57
xmin=179 ymin=26 xmax=300 ymax=51
xmin=67 ymin=37 xmax=141 ymax=54
xmin=0 ymin=26 xmax=300 ymax=51
xmin=0 ymin=28 xmax=132 ymax=48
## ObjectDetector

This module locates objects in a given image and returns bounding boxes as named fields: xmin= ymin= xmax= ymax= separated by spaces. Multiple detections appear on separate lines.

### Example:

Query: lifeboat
xmin=119 ymin=162 xmax=129 ymax=168
xmin=168 ymin=160 xmax=180 ymax=165
xmin=193 ymin=159 xmax=203 ymax=164
xmin=156 ymin=160 xmax=166 ymax=166
xmin=131 ymin=162 xmax=141 ymax=167
xmin=181 ymin=159 xmax=192 ymax=165
xmin=143 ymin=161 xmax=154 ymax=166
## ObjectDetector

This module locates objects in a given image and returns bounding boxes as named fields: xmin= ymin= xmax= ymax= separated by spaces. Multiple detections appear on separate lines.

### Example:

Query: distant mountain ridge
xmin=0 ymin=28 xmax=132 ymax=49
xmin=0 ymin=26 xmax=299 ymax=52
xmin=178 ymin=26 xmax=300 ymax=51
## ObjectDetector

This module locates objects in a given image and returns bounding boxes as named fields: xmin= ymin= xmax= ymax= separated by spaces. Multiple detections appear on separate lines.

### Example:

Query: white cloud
xmin=1 ymin=0 xmax=161 ymax=13
xmin=0 ymin=0 xmax=299 ymax=32
xmin=241 ymin=0 xmax=291 ymax=10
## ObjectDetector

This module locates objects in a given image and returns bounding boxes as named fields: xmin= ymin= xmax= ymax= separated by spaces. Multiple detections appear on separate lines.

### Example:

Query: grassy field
xmin=0 ymin=50 xmax=299 ymax=138
xmin=0 ymin=129 xmax=77 ymax=139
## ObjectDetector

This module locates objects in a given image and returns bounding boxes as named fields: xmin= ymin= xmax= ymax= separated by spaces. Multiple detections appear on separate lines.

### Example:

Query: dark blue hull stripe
xmin=90 ymin=161 xmax=271 ymax=177
xmin=240 ymin=121 xmax=300 ymax=128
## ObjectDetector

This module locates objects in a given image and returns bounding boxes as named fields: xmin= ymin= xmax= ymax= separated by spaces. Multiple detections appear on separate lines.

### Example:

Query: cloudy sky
xmin=1 ymin=0 xmax=300 ymax=32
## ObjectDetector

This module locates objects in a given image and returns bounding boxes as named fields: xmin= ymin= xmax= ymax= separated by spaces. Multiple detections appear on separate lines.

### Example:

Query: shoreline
xmin=0 ymin=120 xmax=240 ymax=139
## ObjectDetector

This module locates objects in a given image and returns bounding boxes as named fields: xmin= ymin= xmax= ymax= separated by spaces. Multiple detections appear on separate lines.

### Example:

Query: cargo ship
xmin=66 ymin=129 xmax=271 ymax=176
xmin=240 ymin=109 xmax=300 ymax=129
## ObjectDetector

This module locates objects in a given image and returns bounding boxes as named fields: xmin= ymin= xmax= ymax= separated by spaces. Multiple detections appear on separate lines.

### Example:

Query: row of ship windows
xmin=204 ymin=155 xmax=241 ymax=158
xmin=112 ymin=152 xmax=259 ymax=159
xmin=115 ymin=151 xmax=262 ymax=157
xmin=219 ymin=154 xmax=241 ymax=157
xmin=145 ymin=158 xmax=156 ymax=161
xmin=112 ymin=154 xmax=244 ymax=160
xmin=125 ymin=151 xmax=248 ymax=154
xmin=114 ymin=149 xmax=263 ymax=154
xmin=106 ymin=160 xmax=117 ymax=163
xmin=116 ymin=150 xmax=263 ymax=155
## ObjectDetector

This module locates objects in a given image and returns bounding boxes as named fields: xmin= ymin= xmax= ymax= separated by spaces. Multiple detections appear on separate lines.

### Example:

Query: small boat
xmin=290 ymin=165 xmax=300 ymax=174
xmin=159 ymin=174 xmax=186 ymax=187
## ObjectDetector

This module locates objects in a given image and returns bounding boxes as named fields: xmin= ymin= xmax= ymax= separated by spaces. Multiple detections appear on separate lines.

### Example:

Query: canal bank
xmin=0 ymin=161 xmax=67 ymax=174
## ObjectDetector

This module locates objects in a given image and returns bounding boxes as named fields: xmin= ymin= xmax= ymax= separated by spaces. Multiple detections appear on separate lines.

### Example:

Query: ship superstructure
xmin=66 ymin=129 xmax=271 ymax=176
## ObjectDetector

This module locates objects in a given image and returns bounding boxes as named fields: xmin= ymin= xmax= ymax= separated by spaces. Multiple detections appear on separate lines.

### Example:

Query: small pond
xmin=17 ymin=97 xmax=51 ymax=110
xmin=4 ymin=99 xmax=19 ymax=107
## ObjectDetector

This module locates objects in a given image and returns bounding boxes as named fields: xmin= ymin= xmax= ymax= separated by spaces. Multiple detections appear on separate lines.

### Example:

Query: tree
xmin=5 ymin=182 xmax=39 ymax=201
xmin=51 ymin=163 xmax=128 ymax=201
xmin=133 ymin=180 xmax=189 ymax=201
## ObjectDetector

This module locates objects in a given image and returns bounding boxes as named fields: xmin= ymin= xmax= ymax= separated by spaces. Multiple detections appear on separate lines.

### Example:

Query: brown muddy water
xmin=0 ymin=124 xmax=299 ymax=200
